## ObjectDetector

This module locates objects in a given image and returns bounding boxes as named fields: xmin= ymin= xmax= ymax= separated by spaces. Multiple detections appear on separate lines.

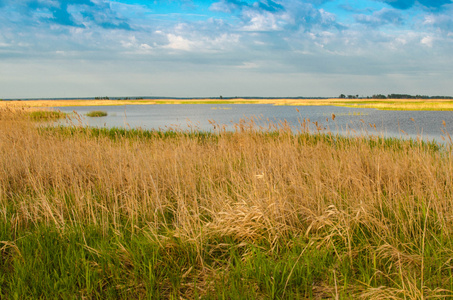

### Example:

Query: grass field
xmin=3 ymin=98 xmax=453 ymax=110
xmin=1 ymin=107 xmax=453 ymax=298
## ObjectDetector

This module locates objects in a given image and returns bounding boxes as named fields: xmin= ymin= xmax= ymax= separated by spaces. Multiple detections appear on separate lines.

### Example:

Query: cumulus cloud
xmin=211 ymin=0 xmax=342 ymax=32
xmin=0 ymin=0 xmax=449 ymax=60
xmin=423 ymin=13 xmax=453 ymax=33
xmin=162 ymin=30 xmax=240 ymax=52
xmin=354 ymin=8 xmax=404 ymax=26
xmin=421 ymin=35 xmax=434 ymax=46
xmin=241 ymin=8 xmax=285 ymax=31
xmin=1 ymin=0 xmax=453 ymax=98
xmin=210 ymin=0 xmax=245 ymax=13
xmin=2 ymin=0 xmax=133 ymax=30
xmin=164 ymin=34 xmax=194 ymax=51
xmin=27 ymin=0 xmax=94 ymax=27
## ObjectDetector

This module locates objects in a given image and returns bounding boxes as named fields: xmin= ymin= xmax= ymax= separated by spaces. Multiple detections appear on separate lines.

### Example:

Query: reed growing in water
xmin=86 ymin=110 xmax=108 ymax=117
xmin=1 ymin=107 xmax=453 ymax=299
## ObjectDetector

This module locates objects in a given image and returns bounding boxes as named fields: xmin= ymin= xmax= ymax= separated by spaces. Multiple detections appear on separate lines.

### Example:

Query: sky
xmin=0 ymin=0 xmax=452 ymax=98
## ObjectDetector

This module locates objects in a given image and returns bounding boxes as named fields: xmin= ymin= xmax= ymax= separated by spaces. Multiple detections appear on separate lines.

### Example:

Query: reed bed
xmin=86 ymin=110 xmax=108 ymax=117
xmin=1 ymin=107 xmax=453 ymax=299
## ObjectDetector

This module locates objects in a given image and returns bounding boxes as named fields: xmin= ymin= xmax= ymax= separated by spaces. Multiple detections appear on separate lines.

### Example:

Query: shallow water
xmin=53 ymin=104 xmax=453 ymax=144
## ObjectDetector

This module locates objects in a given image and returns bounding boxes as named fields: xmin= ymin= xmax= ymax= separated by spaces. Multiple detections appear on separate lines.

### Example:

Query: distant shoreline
xmin=2 ymin=98 xmax=453 ymax=111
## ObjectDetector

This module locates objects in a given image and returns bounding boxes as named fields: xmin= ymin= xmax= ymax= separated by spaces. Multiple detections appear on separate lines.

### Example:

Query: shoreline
xmin=2 ymin=98 xmax=453 ymax=110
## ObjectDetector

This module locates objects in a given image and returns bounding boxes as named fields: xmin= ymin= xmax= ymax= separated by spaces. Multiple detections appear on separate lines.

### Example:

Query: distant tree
xmin=220 ymin=95 xmax=223 ymax=99
xmin=388 ymin=94 xmax=413 ymax=99
xmin=339 ymin=94 xmax=346 ymax=99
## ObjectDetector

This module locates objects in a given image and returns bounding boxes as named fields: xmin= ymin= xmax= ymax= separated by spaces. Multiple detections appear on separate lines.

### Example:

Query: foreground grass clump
xmin=2 ymin=108 xmax=453 ymax=299
xmin=86 ymin=110 xmax=108 ymax=117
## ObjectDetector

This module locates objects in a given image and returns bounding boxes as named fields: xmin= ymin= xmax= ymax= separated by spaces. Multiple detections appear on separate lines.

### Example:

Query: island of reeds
xmin=86 ymin=110 xmax=108 ymax=117
xmin=1 ymin=107 xmax=453 ymax=299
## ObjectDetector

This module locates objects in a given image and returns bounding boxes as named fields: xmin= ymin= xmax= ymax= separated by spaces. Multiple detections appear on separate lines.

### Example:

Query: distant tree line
xmin=94 ymin=97 xmax=144 ymax=100
xmin=339 ymin=94 xmax=359 ymax=99
xmin=339 ymin=94 xmax=453 ymax=99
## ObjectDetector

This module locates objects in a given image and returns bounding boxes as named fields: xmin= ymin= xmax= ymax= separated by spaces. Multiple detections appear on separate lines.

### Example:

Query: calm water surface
xmin=53 ymin=104 xmax=453 ymax=144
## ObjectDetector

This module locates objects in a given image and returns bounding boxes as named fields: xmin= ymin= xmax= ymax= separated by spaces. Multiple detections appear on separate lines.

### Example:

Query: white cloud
xmin=421 ymin=35 xmax=434 ymax=46
xmin=210 ymin=1 xmax=238 ymax=13
xmin=241 ymin=10 xmax=284 ymax=31
xmin=422 ymin=13 xmax=453 ymax=34
xmin=164 ymin=34 xmax=194 ymax=51
xmin=140 ymin=43 xmax=152 ymax=50
xmin=121 ymin=36 xmax=137 ymax=48
xmin=354 ymin=8 xmax=403 ymax=26
xmin=162 ymin=32 xmax=240 ymax=52
xmin=237 ymin=62 xmax=260 ymax=69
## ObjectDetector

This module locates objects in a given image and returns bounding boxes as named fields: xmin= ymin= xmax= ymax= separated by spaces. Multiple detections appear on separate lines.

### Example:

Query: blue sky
xmin=1 ymin=0 xmax=452 ymax=98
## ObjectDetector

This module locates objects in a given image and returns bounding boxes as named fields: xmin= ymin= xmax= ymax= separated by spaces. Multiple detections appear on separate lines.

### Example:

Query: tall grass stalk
xmin=1 ymin=107 xmax=453 ymax=299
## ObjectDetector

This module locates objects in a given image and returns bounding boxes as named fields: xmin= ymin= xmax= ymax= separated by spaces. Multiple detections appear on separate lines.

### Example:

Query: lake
xmin=53 ymin=104 xmax=453 ymax=144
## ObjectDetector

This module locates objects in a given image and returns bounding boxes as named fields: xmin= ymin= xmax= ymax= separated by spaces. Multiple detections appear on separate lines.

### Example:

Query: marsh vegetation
xmin=1 ymin=107 xmax=453 ymax=298
xmin=27 ymin=109 xmax=67 ymax=121
xmin=4 ymin=97 xmax=453 ymax=111
xmin=86 ymin=110 xmax=108 ymax=117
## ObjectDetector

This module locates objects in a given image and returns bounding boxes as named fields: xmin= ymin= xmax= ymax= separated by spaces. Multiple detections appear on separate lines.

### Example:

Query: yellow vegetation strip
xmin=2 ymin=98 xmax=453 ymax=110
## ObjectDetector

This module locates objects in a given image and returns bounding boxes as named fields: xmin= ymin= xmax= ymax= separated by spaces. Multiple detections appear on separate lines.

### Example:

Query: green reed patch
xmin=86 ymin=110 xmax=108 ymax=117
xmin=28 ymin=110 xmax=67 ymax=121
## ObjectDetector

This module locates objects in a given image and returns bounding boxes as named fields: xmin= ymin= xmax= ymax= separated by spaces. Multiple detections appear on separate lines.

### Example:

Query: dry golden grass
xmin=274 ymin=98 xmax=453 ymax=110
xmin=2 ymin=107 xmax=453 ymax=298
xmin=0 ymin=99 xmax=158 ymax=107
xmin=0 ymin=98 xmax=291 ymax=108
xmin=3 ymin=97 xmax=453 ymax=110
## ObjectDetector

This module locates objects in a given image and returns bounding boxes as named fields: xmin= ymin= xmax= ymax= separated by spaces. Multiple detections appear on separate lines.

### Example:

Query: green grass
xmin=86 ymin=110 xmax=108 ymax=117
xmin=2 ymin=201 xmax=453 ymax=299
xmin=28 ymin=110 xmax=67 ymax=121
xmin=0 ymin=222 xmax=327 ymax=299
xmin=42 ymin=125 xmax=443 ymax=152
